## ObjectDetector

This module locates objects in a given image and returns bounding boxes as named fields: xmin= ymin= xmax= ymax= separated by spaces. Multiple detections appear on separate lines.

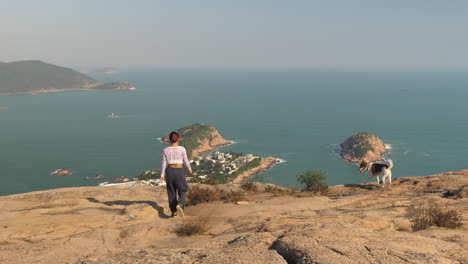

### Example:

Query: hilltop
xmin=0 ymin=60 xmax=134 ymax=95
xmin=340 ymin=132 xmax=387 ymax=163
xmin=0 ymin=170 xmax=466 ymax=263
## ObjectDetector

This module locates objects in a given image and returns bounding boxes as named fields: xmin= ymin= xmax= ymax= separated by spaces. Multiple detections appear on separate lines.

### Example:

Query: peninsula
xmin=161 ymin=123 xmax=279 ymax=183
xmin=0 ymin=60 xmax=134 ymax=95
xmin=340 ymin=132 xmax=387 ymax=163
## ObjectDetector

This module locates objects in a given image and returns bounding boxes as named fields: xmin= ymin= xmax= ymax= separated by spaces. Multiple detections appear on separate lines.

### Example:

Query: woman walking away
xmin=161 ymin=131 xmax=192 ymax=217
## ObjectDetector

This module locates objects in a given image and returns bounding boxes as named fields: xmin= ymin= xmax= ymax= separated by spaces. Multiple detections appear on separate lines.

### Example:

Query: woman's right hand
xmin=160 ymin=175 xmax=165 ymax=182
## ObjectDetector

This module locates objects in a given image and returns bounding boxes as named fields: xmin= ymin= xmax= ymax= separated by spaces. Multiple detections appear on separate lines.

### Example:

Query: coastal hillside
xmin=0 ymin=170 xmax=466 ymax=263
xmin=0 ymin=60 xmax=134 ymax=95
xmin=0 ymin=60 xmax=99 ymax=94
xmin=340 ymin=132 xmax=387 ymax=163
xmin=162 ymin=123 xmax=232 ymax=158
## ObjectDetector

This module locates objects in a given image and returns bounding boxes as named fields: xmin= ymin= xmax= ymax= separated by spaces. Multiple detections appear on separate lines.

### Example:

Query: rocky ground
xmin=0 ymin=171 xmax=467 ymax=264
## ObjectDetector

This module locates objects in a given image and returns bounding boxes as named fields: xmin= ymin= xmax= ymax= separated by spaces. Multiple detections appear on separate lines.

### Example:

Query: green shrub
xmin=296 ymin=170 xmax=328 ymax=194
xmin=409 ymin=200 xmax=462 ymax=231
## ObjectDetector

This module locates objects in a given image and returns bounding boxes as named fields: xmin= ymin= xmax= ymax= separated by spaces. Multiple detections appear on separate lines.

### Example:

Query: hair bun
xmin=169 ymin=131 xmax=180 ymax=143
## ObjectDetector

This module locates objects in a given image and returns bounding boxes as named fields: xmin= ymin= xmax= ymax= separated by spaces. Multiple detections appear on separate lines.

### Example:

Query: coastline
xmin=0 ymin=82 xmax=135 ymax=96
xmin=0 ymin=88 xmax=93 ymax=96
xmin=231 ymin=156 xmax=278 ymax=184
xmin=190 ymin=139 xmax=234 ymax=158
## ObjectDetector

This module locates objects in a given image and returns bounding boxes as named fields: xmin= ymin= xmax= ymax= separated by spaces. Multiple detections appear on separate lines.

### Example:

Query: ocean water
xmin=1 ymin=69 xmax=468 ymax=195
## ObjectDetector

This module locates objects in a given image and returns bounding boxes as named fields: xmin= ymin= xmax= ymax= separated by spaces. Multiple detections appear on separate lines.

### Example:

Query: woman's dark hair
xmin=169 ymin=131 xmax=180 ymax=143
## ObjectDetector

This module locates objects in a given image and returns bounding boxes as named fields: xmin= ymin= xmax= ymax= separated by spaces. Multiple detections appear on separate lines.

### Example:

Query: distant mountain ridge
xmin=0 ymin=60 xmax=134 ymax=95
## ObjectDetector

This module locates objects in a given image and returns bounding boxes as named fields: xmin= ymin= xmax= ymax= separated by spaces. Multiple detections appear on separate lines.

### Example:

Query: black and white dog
xmin=359 ymin=159 xmax=393 ymax=187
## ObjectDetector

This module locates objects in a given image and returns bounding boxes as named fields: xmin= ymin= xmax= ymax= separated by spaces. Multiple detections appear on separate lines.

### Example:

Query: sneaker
xmin=171 ymin=212 xmax=177 ymax=217
xmin=176 ymin=203 xmax=185 ymax=217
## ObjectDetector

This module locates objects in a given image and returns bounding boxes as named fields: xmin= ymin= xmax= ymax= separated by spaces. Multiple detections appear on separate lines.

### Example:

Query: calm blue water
xmin=1 ymin=69 xmax=468 ymax=195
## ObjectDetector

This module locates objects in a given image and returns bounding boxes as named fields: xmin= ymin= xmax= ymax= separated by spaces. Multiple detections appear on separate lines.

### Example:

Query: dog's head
xmin=359 ymin=161 xmax=368 ymax=172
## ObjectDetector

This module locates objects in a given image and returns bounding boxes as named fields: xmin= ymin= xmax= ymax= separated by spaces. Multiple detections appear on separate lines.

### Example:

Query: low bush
xmin=241 ymin=182 xmax=258 ymax=192
xmin=296 ymin=170 xmax=328 ymax=194
xmin=174 ymin=219 xmax=206 ymax=236
xmin=409 ymin=200 xmax=462 ymax=231
xmin=264 ymin=185 xmax=292 ymax=196
xmin=187 ymin=185 xmax=219 ymax=205
xmin=219 ymin=190 xmax=245 ymax=203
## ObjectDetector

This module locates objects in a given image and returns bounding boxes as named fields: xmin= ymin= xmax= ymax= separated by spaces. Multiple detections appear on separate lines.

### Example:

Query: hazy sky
xmin=1 ymin=0 xmax=467 ymax=68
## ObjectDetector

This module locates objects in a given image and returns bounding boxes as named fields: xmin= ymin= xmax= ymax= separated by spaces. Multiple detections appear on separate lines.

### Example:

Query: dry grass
xmin=241 ymin=182 xmax=258 ymax=192
xmin=119 ymin=229 xmax=130 ymax=239
xmin=174 ymin=218 xmax=207 ymax=236
xmin=408 ymin=200 xmax=463 ymax=231
xmin=188 ymin=185 xmax=246 ymax=205
xmin=187 ymin=185 xmax=219 ymax=205
xmin=264 ymin=185 xmax=292 ymax=196
xmin=220 ymin=190 xmax=246 ymax=203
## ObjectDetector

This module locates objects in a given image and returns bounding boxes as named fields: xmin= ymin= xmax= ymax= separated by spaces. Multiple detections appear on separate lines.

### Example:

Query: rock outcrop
xmin=50 ymin=168 xmax=72 ymax=176
xmin=161 ymin=123 xmax=232 ymax=158
xmin=340 ymin=132 xmax=387 ymax=163
xmin=1 ymin=170 xmax=467 ymax=264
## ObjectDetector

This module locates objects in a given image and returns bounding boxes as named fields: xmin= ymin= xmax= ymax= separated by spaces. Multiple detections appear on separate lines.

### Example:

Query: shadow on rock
xmin=344 ymin=183 xmax=379 ymax=191
xmin=86 ymin=197 xmax=171 ymax=219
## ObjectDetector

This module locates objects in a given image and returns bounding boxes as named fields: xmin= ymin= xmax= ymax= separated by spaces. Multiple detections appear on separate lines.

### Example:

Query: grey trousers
xmin=165 ymin=167 xmax=188 ymax=212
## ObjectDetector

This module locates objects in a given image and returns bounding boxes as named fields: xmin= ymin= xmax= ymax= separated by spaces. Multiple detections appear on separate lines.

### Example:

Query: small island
xmin=50 ymin=168 xmax=73 ymax=176
xmin=340 ymin=132 xmax=387 ymax=163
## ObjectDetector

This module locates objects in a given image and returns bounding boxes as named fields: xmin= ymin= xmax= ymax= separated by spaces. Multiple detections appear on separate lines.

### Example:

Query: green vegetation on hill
xmin=341 ymin=132 xmax=376 ymax=159
xmin=0 ymin=60 xmax=99 ymax=94
xmin=164 ymin=123 xmax=216 ymax=158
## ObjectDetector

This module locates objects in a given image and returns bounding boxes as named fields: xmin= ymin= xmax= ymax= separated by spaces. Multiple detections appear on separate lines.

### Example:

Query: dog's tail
xmin=387 ymin=159 xmax=394 ymax=169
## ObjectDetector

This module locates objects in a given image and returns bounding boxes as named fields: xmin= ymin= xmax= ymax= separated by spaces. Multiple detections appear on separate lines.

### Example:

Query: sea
xmin=1 ymin=68 xmax=468 ymax=196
